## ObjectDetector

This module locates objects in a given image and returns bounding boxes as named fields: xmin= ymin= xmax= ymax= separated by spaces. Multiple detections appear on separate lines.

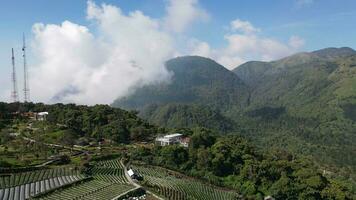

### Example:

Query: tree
xmin=189 ymin=128 xmax=216 ymax=149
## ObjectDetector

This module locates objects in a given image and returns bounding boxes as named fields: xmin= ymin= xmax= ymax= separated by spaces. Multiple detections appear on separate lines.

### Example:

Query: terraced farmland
xmin=36 ymin=159 xmax=135 ymax=200
xmin=132 ymin=165 xmax=240 ymax=200
xmin=0 ymin=168 xmax=81 ymax=189
xmin=0 ymin=173 xmax=86 ymax=200
xmin=35 ymin=180 xmax=134 ymax=200
xmin=88 ymin=159 xmax=129 ymax=184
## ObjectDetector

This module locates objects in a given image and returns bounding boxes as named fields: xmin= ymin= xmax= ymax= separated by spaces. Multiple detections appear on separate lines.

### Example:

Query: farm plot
xmin=88 ymin=159 xmax=128 ymax=184
xmin=0 ymin=168 xmax=81 ymax=189
xmin=35 ymin=179 xmax=134 ymax=200
xmin=0 ymin=174 xmax=86 ymax=200
xmin=132 ymin=165 xmax=240 ymax=200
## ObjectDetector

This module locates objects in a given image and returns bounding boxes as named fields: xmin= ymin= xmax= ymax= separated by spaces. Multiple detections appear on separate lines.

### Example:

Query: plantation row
xmin=88 ymin=167 xmax=126 ymax=179
xmin=0 ymin=175 xmax=85 ymax=200
xmin=88 ymin=159 xmax=128 ymax=184
xmin=0 ymin=168 xmax=80 ymax=189
xmin=36 ymin=180 xmax=134 ymax=200
xmin=92 ymin=159 xmax=122 ymax=169
xmin=132 ymin=165 xmax=239 ymax=200
xmin=94 ymin=174 xmax=128 ymax=184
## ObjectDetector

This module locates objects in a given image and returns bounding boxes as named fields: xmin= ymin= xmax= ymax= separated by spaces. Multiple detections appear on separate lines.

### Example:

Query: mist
xmin=25 ymin=0 xmax=303 ymax=105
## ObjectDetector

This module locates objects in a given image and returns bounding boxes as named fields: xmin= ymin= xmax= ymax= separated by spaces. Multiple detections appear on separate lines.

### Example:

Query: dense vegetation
xmin=1 ymin=101 xmax=355 ymax=198
xmin=113 ymin=48 xmax=356 ymax=178
xmin=130 ymin=130 xmax=355 ymax=199
xmin=0 ymin=102 xmax=160 ymax=144
xmin=141 ymin=103 xmax=235 ymax=133
xmin=232 ymin=48 xmax=356 ymax=170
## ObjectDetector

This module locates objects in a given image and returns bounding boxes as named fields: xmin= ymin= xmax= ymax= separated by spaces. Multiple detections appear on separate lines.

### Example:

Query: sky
xmin=0 ymin=0 xmax=355 ymax=104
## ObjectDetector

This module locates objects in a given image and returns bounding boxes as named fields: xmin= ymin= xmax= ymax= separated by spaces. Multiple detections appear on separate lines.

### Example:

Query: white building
xmin=155 ymin=133 xmax=183 ymax=146
xmin=127 ymin=169 xmax=141 ymax=180
xmin=127 ymin=169 xmax=135 ymax=177
xmin=36 ymin=112 xmax=49 ymax=121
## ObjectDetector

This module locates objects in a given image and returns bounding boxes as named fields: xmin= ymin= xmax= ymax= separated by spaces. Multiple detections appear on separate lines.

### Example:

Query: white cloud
xmin=188 ymin=39 xmax=212 ymax=57
xmin=289 ymin=35 xmax=305 ymax=49
xmin=30 ymin=1 xmax=175 ymax=104
xmin=190 ymin=19 xmax=305 ymax=69
xmin=230 ymin=19 xmax=260 ymax=34
xmin=164 ymin=0 xmax=209 ymax=33
xmin=0 ymin=1 xmax=307 ymax=103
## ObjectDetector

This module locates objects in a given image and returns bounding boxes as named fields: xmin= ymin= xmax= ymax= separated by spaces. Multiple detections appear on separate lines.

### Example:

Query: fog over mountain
xmin=0 ymin=0 xmax=306 ymax=104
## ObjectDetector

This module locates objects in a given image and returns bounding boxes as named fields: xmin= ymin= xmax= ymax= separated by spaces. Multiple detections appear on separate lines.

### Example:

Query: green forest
xmin=1 ymin=102 xmax=355 ymax=198
xmin=130 ymin=129 xmax=355 ymax=199
xmin=113 ymin=47 xmax=356 ymax=197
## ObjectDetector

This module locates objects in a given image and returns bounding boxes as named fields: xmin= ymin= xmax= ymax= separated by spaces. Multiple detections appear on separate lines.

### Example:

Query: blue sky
xmin=0 ymin=0 xmax=355 ymax=103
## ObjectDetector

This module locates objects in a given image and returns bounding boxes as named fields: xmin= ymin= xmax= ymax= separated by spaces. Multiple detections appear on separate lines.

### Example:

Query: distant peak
xmin=311 ymin=47 xmax=356 ymax=58
xmin=167 ymin=55 xmax=218 ymax=64
xmin=166 ymin=55 xmax=228 ymax=72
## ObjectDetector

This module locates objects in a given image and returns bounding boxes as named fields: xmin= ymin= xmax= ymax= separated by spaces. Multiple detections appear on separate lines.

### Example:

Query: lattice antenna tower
xmin=11 ymin=48 xmax=19 ymax=102
xmin=23 ymin=33 xmax=30 ymax=102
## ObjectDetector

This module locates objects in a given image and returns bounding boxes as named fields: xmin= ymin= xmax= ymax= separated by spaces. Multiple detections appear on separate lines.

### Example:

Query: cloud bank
xmin=164 ymin=0 xmax=209 ymax=33
xmin=31 ymin=1 xmax=174 ymax=104
xmin=189 ymin=19 xmax=305 ymax=69
xmin=27 ymin=1 xmax=304 ymax=105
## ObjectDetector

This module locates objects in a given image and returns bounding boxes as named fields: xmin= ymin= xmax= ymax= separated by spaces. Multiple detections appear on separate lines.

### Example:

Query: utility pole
xmin=11 ymin=48 xmax=19 ymax=102
xmin=23 ymin=33 xmax=30 ymax=102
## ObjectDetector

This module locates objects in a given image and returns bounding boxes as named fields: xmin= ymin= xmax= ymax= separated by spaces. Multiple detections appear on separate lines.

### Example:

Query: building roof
xmin=164 ymin=133 xmax=182 ymax=138
xmin=38 ymin=112 xmax=49 ymax=116
xmin=127 ymin=169 xmax=135 ymax=176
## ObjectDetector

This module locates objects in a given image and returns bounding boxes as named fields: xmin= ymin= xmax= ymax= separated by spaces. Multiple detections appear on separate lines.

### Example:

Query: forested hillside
xmin=1 ymin=102 xmax=354 ymax=199
xmin=0 ymin=102 xmax=160 ymax=144
xmin=131 ymin=131 xmax=355 ymax=199
xmin=113 ymin=48 xmax=356 ymax=176
xmin=113 ymin=56 xmax=250 ymax=111
xmin=140 ymin=103 xmax=235 ymax=133
xmin=232 ymin=48 xmax=356 ymax=169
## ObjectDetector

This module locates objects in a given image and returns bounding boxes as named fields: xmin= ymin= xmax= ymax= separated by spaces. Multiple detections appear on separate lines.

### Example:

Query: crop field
xmin=132 ymin=165 xmax=239 ymax=200
xmin=0 ymin=168 xmax=81 ymax=189
xmin=1 ymin=159 xmax=240 ymax=200
xmin=0 ymin=159 xmax=136 ymax=200
xmin=35 ymin=159 xmax=135 ymax=199
xmin=35 ymin=180 xmax=134 ymax=200
xmin=87 ymin=159 xmax=129 ymax=184
xmin=0 ymin=172 xmax=85 ymax=200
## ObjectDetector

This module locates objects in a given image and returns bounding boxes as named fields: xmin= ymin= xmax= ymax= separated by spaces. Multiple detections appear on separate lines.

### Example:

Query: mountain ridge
xmin=112 ymin=47 xmax=356 ymax=172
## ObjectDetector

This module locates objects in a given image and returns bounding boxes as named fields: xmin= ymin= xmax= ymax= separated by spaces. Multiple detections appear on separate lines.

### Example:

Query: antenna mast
xmin=11 ymin=48 xmax=19 ymax=102
xmin=23 ymin=33 xmax=30 ymax=102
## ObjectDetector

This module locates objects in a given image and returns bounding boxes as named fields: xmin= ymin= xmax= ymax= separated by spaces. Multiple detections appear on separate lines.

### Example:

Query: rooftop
xmin=127 ymin=169 xmax=134 ymax=176
xmin=38 ymin=112 xmax=49 ymax=116
xmin=164 ymin=133 xmax=182 ymax=138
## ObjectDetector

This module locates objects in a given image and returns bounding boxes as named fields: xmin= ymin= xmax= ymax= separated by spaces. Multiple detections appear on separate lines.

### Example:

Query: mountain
xmin=113 ymin=56 xmax=249 ymax=111
xmin=233 ymin=47 xmax=356 ymax=168
xmin=113 ymin=48 xmax=356 ymax=172
xmin=233 ymin=47 xmax=356 ymax=120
